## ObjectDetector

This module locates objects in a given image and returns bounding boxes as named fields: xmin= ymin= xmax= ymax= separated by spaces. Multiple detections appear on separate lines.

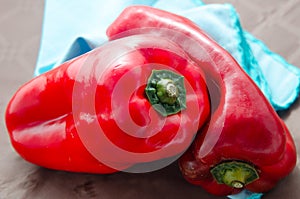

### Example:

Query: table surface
xmin=0 ymin=0 xmax=299 ymax=198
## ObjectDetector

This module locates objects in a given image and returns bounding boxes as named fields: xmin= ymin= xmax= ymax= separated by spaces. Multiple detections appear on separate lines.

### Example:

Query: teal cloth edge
xmin=244 ymin=31 xmax=300 ymax=76
xmin=244 ymin=31 xmax=300 ymax=110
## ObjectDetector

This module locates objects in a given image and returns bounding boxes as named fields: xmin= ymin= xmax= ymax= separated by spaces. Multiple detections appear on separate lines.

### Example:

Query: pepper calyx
xmin=210 ymin=161 xmax=259 ymax=189
xmin=145 ymin=70 xmax=186 ymax=116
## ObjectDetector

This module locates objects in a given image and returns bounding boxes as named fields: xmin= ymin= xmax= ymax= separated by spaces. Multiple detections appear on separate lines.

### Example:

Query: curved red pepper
xmin=5 ymin=34 xmax=210 ymax=173
xmin=106 ymin=6 xmax=297 ymax=195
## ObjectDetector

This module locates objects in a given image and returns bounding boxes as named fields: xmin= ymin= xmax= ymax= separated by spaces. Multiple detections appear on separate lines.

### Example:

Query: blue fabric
xmin=228 ymin=190 xmax=263 ymax=199
xmin=35 ymin=0 xmax=204 ymax=75
xmin=35 ymin=0 xmax=300 ymax=198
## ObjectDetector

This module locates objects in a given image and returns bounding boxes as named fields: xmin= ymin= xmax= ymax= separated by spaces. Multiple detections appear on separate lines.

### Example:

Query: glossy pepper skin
xmin=5 ymin=34 xmax=210 ymax=173
xmin=107 ymin=6 xmax=297 ymax=195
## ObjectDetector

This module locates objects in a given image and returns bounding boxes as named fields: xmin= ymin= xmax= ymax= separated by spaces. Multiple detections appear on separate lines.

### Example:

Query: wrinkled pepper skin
xmin=107 ymin=6 xmax=297 ymax=195
xmin=5 ymin=33 xmax=210 ymax=173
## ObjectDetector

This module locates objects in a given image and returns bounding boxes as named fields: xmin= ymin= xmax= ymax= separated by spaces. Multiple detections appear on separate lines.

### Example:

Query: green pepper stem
xmin=145 ymin=70 xmax=186 ymax=117
xmin=210 ymin=161 xmax=259 ymax=189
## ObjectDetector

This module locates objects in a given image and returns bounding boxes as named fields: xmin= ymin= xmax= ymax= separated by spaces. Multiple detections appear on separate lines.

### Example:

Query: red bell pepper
xmin=5 ymin=34 xmax=210 ymax=173
xmin=106 ymin=6 xmax=297 ymax=195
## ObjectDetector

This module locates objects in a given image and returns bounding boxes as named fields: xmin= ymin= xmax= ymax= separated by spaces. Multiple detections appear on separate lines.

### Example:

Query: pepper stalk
xmin=145 ymin=70 xmax=186 ymax=116
xmin=210 ymin=161 xmax=259 ymax=189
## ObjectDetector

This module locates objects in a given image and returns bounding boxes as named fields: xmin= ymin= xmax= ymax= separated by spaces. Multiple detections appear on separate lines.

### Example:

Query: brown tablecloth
xmin=0 ymin=0 xmax=299 ymax=198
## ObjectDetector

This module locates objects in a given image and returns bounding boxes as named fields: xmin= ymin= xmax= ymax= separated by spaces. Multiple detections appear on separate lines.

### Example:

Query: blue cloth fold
xmin=244 ymin=31 xmax=300 ymax=110
xmin=35 ymin=0 xmax=300 ymax=198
